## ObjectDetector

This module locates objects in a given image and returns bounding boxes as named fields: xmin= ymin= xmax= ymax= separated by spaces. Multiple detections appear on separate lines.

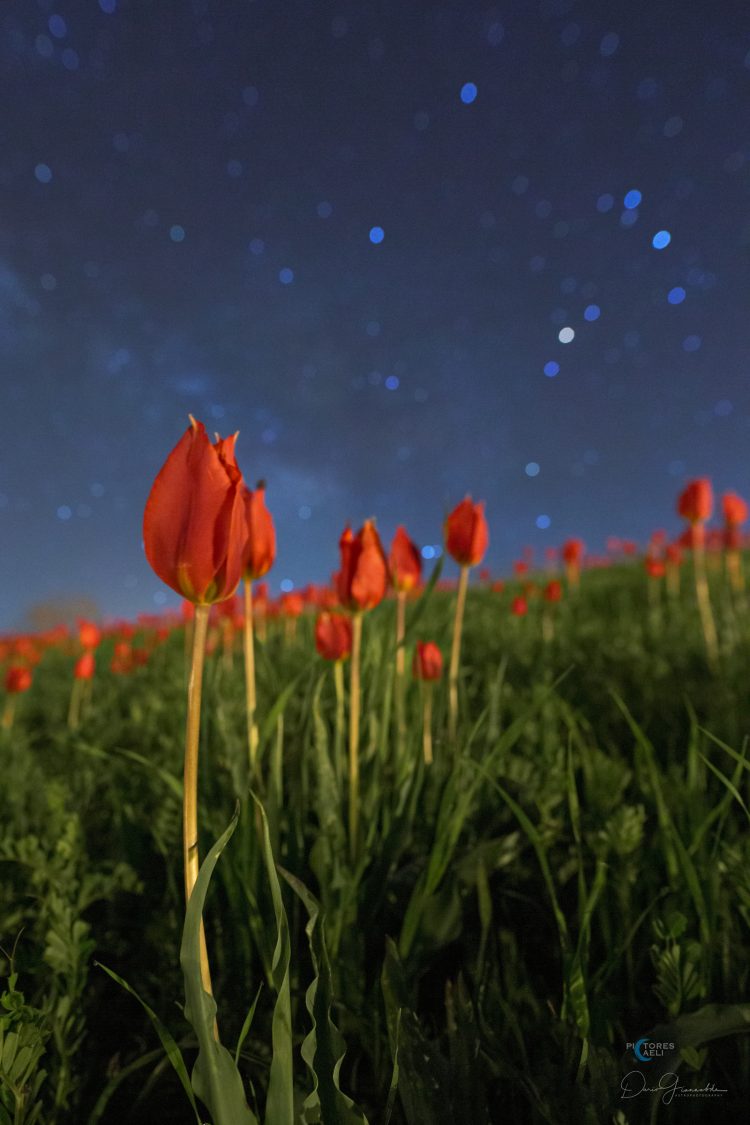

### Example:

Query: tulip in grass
xmin=143 ymin=418 xmax=247 ymax=605
xmin=336 ymin=520 xmax=387 ymax=858
xmin=3 ymin=665 xmax=32 ymax=730
xmin=722 ymin=491 xmax=748 ymax=592
xmin=315 ymin=611 xmax=352 ymax=662
xmin=143 ymin=417 xmax=253 ymax=1028
xmin=412 ymin=641 xmax=443 ymax=765
xmin=315 ymin=610 xmax=352 ymax=788
xmin=677 ymin=478 xmax=718 ymax=668
xmin=78 ymin=620 xmax=101 ymax=650
xmin=389 ymin=525 xmax=422 ymax=751
xmin=511 ymin=596 xmax=528 ymax=617
xmin=444 ymin=496 xmax=488 ymax=741
xmin=562 ymin=538 xmax=584 ymax=593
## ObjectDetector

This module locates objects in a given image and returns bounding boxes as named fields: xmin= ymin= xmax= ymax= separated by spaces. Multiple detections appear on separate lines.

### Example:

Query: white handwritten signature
xmin=621 ymin=1071 xmax=728 ymax=1105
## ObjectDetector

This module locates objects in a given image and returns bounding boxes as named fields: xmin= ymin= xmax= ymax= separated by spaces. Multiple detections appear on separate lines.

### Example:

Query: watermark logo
xmin=625 ymin=1037 xmax=676 ymax=1063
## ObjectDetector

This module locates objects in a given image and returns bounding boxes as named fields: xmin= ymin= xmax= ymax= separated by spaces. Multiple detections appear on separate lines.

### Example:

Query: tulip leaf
xmin=278 ymin=867 xmax=369 ymax=1124
xmin=180 ymin=803 xmax=258 ymax=1125
xmin=249 ymin=792 xmax=295 ymax=1125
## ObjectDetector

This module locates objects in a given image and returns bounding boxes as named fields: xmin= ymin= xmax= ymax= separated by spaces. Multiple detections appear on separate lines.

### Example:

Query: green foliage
xmin=2 ymin=561 xmax=750 ymax=1122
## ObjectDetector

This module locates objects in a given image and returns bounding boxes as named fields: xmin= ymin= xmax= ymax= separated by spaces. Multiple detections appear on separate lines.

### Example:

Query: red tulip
xmin=74 ymin=652 xmax=95 ymax=680
xmin=388 ymin=526 xmax=422 ymax=593
xmin=412 ymin=641 xmax=443 ymax=681
xmin=562 ymin=539 xmax=584 ymax=565
xmin=513 ymin=560 xmax=529 ymax=576
xmin=281 ymin=591 xmax=304 ymax=618
xmin=645 ymin=557 xmax=666 ymax=579
xmin=314 ymin=612 xmax=352 ymax=661
xmin=678 ymin=478 xmax=712 ymax=524
xmin=722 ymin=492 xmax=748 ymax=528
xmin=336 ymin=521 xmax=388 ymax=611
xmin=444 ymin=497 xmax=489 ymax=567
xmin=543 ymin=580 xmax=562 ymax=603
xmin=511 ymin=596 xmax=528 ymax=616
xmin=78 ymin=620 xmax=101 ymax=650
xmin=242 ymin=481 xmax=276 ymax=580
xmin=5 ymin=666 xmax=32 ymax=694
xmin=143 ymin=417 xmax=247 ymax=604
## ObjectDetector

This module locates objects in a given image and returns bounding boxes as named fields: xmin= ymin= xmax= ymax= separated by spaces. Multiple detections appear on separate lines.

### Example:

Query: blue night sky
xmin=1 ymin=0 xmax=750 ymax=626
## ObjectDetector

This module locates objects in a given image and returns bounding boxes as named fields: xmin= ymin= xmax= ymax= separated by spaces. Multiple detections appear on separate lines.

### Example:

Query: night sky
xmin=2 ymin=0 xmax=750 ymax=627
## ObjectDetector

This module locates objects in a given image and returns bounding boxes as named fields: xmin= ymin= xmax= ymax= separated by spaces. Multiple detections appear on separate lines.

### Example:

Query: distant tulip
xmin=722 ymin=491 xmax=748 ymax=590
xmin=315 ymin=612 xmax=352 ymax=661
xmin=444 ymin=496 xmax=489 ymax=567
xmin=544 ymin=580 xmax=562 ymax=603
xmin=645 ymin=557 xmax=666 ymax=579
xmin=74 ymin=652 xmax=96 ymax=680
xmin=5 ymin=666 xmax=32 ymax=694
xmin=413 ymin=642 xmax=442 ymax=764
xmin=513 ymin=560 xmax=529 ymax=576
xmin=722 ymin=491 xmax=748 ymax=553
xmin=562 ymin=539 xmax=584 ymax=566
xmin=78 ymin=621 xmax=101 ymax=650
xmin=143 ymin=417 xmax=247 ymax=605
xmin=678 ymin=478 xmax=713 ymax=525
xmin=337 ymin=520 xmax=387 ymax=859
xmin=337 ymin=521 xmax=388 ymax=612
xmin=242 ymin=482 xmax=276 ymax=580
xmin=722 ymin=491 xmax=748 ymax=528
xmin=281 ymin=592 xmax=304 ymax=618
xmin=491 ymin=579 xmax=505 ymax=593
xmin=677 ymin=479 xmax=718 ymax=666
xmin=388 ymin=526 xmax=422 ymax=593
xmin=511 ymin=596 xmax=528 ymax=616
xmin=412 ymin=641 xmax=443 ymax=681
xmin=3 ymin=665 xmax=32 ymax=729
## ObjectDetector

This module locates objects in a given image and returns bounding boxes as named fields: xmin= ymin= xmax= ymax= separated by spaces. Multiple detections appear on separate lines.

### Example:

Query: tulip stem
xmin=67 ymin=679 xmax=83 ymax=730
xmin=348 ymin=612 xmax=363 ymax=861
xmin=183 ymin=602 xmax=216 ymax=1021
xmin=395 ymin=591 xmax=407 ymax=753
xmin=692 ymin=537 xmax=719 ymax=671
xmin=726 ymin=549 xmax=744 ymax=594
xmin=422 ymin=685 xmax=433 ymax=765
xmin=243 ymin=578 xmax=259 ymax=777
xmin=334 ymin=658 xmax=345 ymax=789
xmin=2 ymin=696 xmax=16 ymax=731
xmin=448 ymin=565 xmax=469 ymax=742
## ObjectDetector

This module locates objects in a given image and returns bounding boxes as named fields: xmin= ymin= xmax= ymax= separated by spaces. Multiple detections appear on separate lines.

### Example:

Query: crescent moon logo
xmin=634 ymin=1038 xmax=652 ymax=1062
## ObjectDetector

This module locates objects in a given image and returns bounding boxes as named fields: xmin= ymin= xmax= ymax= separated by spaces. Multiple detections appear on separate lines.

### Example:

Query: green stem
xmin=243 ymin=578 xmax=259 ymax=776
xmin=183 ymin=603 xmax=215 ymax=1013
xmin=448 ymin=565 xmax=469 ymax=742
xmin=348 ymin=613 xmax=363 ymax=860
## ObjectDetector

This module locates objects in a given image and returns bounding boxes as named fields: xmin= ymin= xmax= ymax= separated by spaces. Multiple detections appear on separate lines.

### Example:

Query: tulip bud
xmin=543 ymin=580 xmax=562 ymax=603
xmin=444 ymin=496 xmax=489 ymax=567
xmin=511 ymin=596 xmax=528 ymax=616
xmin=412 ymin=641 xmax=443 ymax=681
xmin=74 ymin=652 xmax=96 ymax=680
xmin=678 ymin=478 xmax=713 ymax=524
xmin=242 ymin=482 xmax=276 ymax=580
xmin=314 ymin=612 xmax=352 ymax=661
xmin=143 ymin=417 xmax=247 ymax=605
xmin=78 ymin=620 xmax=101 ymax=650
xmin=388 ymin=526 xmax=422 ymax=593
xmin=336 ymin=520 xmax=388 ymax=612
xmin=5 ymin=666 xmax=32 ymax=694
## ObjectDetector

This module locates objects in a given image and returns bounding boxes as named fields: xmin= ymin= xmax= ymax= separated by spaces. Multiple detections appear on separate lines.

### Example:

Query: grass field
xmin=1 ymin=556 xmax=749 ymax=1124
